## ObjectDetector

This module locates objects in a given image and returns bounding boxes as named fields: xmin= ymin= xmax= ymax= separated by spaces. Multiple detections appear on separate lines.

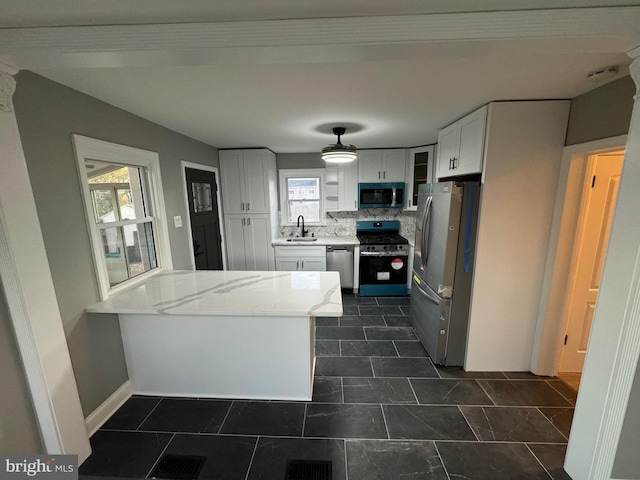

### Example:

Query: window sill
xmin=103 ymin=267 xmax=166 ymax=300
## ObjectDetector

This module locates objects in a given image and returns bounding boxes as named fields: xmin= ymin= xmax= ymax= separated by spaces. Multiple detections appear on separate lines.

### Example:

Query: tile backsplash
xmin=280 ymin=209 xmax=417 ymax=240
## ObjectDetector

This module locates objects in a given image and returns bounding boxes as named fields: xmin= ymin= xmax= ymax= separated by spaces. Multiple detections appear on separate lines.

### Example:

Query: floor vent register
xmin=150 ymin=454 xmax=206 ymax=480
xmin=284 ymin=460 xmax=332 ymax=480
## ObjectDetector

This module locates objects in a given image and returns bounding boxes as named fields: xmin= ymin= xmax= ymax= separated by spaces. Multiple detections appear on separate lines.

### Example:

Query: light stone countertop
xmin=86 ymin=270 xmax=343 ymax=317
xmin=272 ymin=235 xmax=359 ymax=246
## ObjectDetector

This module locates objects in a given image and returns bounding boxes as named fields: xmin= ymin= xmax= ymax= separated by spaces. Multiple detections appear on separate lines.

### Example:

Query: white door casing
xmin=560 ymin=152 xmax=624 ymax=373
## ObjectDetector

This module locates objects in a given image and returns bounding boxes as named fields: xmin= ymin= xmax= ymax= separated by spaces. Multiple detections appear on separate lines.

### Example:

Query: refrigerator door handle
xmin=413 ymin=278 xmax=441 ymax=304
xmin=421 ymin=196 xmax=433 ymax=271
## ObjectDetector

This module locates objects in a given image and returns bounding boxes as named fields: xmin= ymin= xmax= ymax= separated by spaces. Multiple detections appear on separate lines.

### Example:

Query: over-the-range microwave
xmin=358 ymin=182 xmax=405 ymax=209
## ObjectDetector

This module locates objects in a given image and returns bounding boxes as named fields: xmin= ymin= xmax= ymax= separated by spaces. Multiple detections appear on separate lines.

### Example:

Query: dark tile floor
xmin=80 ymin=294 xmax=576 ymax=480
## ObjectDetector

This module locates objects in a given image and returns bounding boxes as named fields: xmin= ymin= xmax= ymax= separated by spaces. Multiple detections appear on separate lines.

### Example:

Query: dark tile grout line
xmin=243 ymin=436 xmax=259 ymax=480
xmin=135 ymin=397 xmax=161 ymax=431
xmin=457 ymin=406 xmax=481 ymax=442
xmin=144 ymin=432 xmax=174 ymax=479
xmin=534 ymin=407 xmax=570 ymax=442
xmin=433 ymin=442 xmax=453 ymax=480
xmin=524 ymin=443 xmax=556 ymax=480
xmin=97 ymin=427 xmax=572 ymax=446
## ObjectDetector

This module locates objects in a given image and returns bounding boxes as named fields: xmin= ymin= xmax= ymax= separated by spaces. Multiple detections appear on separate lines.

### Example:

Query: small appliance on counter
xmin=356 ymin=220 xmax=409 ymax=296
xmin=358 ymin=182 xmax=405 ymax=208
xmin=410 ymin=182 xmax=480 ymax=366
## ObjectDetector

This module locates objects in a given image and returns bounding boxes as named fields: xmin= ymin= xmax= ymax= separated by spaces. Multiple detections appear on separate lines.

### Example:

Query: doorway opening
xmin=181 ymin=162 xmax=226 ymax=270
xmin=531 ymin=135 xmax=629 ymax=383
xmin=556 ymin=148 xmax=625 ymax=393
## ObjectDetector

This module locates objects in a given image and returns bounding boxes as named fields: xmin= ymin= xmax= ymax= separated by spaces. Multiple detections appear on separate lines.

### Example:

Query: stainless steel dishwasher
xmin=326 ymin=245 xmax=354 ymax=290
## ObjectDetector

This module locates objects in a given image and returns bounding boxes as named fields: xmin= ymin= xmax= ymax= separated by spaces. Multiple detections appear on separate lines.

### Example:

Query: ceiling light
xmin=322 ymin=127 xmax=357 ymax=163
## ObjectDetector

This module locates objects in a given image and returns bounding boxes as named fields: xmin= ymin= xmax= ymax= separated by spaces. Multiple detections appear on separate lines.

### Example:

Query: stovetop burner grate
xmin=356 ymin=233 xmax=409 ymax=245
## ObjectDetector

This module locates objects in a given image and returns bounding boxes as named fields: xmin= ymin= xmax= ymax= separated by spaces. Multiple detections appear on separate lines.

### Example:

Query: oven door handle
xmin=360 ymin=251 xmax=409 ymax=257
xmin=421 ymin=196 xmax=433 ymax=271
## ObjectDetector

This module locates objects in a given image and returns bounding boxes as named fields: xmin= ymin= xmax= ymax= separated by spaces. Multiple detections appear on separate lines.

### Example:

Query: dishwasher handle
xmin=326 ymin=245 xmax=354 ymax=253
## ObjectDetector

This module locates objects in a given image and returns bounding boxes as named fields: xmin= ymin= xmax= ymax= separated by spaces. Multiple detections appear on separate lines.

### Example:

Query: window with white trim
xmin=73 ymin=135 xmax=172 ymax=299
xmin=279 ymin=169 xmax=325 ymax=224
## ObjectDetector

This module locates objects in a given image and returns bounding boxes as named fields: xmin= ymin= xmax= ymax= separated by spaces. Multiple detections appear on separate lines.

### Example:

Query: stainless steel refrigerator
xmin=410 ymin=181 xmax=480 ymax=366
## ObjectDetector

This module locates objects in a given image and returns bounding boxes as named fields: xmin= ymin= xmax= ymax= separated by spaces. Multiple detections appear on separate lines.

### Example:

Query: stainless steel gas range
xmin=356 ymin=220 xmax=409 ymax=296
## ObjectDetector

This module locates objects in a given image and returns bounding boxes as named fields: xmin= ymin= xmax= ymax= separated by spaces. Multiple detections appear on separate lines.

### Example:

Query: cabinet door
xmin=338 ymin=160 xmax=358 ymax=211
xmin=358 ymin=150 xmax=383 ymax=182
xmin=224 ymin=216 xmax=248 ymax=270
xmin=382 ymin=149 xmax=407 ymax=182
xmin=456 ymin=106 xmax=487 ymax=176
xmin=436 ymin=123 xmax=458 ymax=180
xmin=275 ymin=257 xmax=300 ymax=271
xmin=220 ymin=151 xmax=246 ymax=214
xmin=242 ymin=150 xmax=272 ymax=214
xmin=244 ymin=215 xmax=273 ymax=271
xmin=300 ymin=256 xmax=326 ymax=271
xmin=406 ymin=145 xmax=434 ymax=210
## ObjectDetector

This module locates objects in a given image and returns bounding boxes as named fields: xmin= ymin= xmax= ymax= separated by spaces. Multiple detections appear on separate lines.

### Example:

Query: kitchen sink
xmin=286 ymin=237 xmax=318 ymax=242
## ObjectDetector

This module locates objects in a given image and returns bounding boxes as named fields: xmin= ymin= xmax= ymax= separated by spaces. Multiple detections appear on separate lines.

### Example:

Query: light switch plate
xmin=174 ymin=216 xmax=182 ymax=228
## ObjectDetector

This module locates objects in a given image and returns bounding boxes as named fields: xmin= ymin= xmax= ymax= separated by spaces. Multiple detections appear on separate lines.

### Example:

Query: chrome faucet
xmin=296 ymin=215 xmax=308 ymax=237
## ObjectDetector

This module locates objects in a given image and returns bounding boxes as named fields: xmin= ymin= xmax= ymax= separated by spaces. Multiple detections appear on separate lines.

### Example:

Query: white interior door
xmin=560 ymin=152 xmax=624 ymax=372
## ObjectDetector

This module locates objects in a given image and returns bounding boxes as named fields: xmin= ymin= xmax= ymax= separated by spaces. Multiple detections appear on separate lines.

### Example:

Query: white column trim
xmin=0 ymin=66 xmax=91 ymax=460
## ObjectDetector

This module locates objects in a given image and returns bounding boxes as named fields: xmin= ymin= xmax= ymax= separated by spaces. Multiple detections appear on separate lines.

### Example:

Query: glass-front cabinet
xmin=405 ymin=145 xmax=436 ymax=210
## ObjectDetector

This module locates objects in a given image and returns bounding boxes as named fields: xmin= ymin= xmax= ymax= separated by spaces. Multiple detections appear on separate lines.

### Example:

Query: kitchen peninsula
xmin=86 ymin=270 xmax=342 ymax=401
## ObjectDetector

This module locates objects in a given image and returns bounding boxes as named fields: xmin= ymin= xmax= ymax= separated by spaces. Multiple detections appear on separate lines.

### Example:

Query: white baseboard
xmin=84 ymin=380 xmax=132 ymax=436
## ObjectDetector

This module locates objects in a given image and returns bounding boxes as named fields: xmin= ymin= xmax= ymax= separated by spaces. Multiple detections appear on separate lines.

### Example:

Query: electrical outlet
xmin=174 ymin=216 xmax=182 ymax=228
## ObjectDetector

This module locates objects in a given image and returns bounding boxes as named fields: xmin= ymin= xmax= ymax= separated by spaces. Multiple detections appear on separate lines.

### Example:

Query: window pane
xmin=192 ymin=182 xmax=213 ymax=213
xmin=287 ymin=178 xmax=320 ymax=200
xmin=101 ymin=223 xmax=157 ymax=287
xmin=124 ymin=222 xmax=157 ymax=278
xmin=117 ymin=188 xmax=137 ymax=220
xmin=87 ymin=162 xmax=149 ymax=221
xmin=101 ymin=227 xmax=128 ymax=287
xmin=288 ymin=200 xmax=320 ymax=223
xmin=91 ymin=189 xmax=115 ymax=223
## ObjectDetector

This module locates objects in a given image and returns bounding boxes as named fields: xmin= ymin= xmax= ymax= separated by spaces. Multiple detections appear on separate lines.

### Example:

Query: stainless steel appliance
xmin=356 ymin=220 xmax=409 ymax=296
xmin=326 ymin=245 xmax=354 ymax=291
xmin=358 ymin=182 xmax=405 ymax=209
xmin=410 ymin=182 xmax=480 ymax=366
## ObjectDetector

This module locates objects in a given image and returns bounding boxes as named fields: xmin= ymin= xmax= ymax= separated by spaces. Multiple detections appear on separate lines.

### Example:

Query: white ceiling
xmin=2 ymin=1 xmax=640 ymax=153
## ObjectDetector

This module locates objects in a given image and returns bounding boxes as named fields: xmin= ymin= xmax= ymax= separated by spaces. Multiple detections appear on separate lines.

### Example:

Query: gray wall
xmin=13 ymin=71 xmax=219 ymax=416
xmin=0 ymin=282 xmax=43 ymax=453
xmin=565 ymin=75 xmax=635 ymax=145
xmin=276 ymin=152 xmax=325 ymax=170
xmin=612 ymin=358 xmax=640 ymax=478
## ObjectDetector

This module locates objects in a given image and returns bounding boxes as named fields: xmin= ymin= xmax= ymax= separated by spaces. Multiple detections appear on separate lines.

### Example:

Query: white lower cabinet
xmin=225 ymin=215 xmax=274 ymax=270
xmin=275 ymin=246 xmax=327 ymax=271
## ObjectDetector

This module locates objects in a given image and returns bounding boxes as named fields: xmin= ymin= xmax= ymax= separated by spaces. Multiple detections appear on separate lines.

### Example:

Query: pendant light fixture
xmin=322 ymin=127 xmax=357 ymax=163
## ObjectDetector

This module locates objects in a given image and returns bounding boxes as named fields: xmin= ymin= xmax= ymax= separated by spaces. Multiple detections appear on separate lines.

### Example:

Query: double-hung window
xmin=73 ymin=135 xmax=172 ymax=299
xmin=279 ymin=169 xmax=325 ymax=224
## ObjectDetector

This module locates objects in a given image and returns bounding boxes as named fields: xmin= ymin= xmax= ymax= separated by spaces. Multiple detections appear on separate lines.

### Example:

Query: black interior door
xmin=185 ymin=168 xmax=223 ymax=270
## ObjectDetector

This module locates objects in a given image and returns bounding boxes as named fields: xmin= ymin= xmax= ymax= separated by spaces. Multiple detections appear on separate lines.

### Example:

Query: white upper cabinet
xmin=358 ymin=149 xmax=407 ymax=183
xmin=405 ymin=145 xmax=435 ymax=210
xmin=436 ymin=106 xmax=488 ymax=179
xmin=220 ymin=149 xmax=275 ymax=214
xmin=325 ymin=160 xmax=358 ymax=212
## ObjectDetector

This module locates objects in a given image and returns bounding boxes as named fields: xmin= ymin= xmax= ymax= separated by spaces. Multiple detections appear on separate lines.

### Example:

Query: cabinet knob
xmin=247 ymin=202 xmax=250 ymax=211
xmin=241 ymin=202 xmax=245 ymax=211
